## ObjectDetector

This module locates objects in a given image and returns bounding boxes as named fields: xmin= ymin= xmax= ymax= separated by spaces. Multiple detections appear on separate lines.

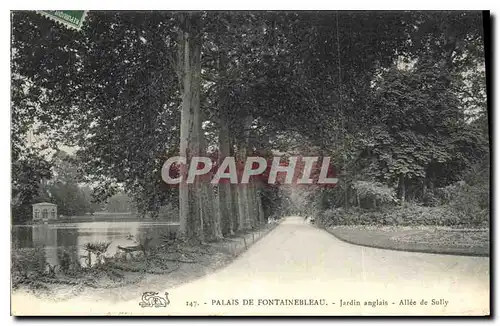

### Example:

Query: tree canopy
xmin=11 ymin=11 xmax=488 ymax=236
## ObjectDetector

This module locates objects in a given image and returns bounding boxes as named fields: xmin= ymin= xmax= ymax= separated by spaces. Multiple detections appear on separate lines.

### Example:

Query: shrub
xmin=83 ymin=241 xmax=111 ymax=267
xmin=422 ymin=191 xmax=440 ymax=207
xmin=11 ymin=247 xmax=47 ymax=288
xmin=435 ymin=180 xmax=489 ymax=226
xmin=318 ymin=203 xmax=483 ymax=227
xmin=450 ymin=183 xmax=489 ymax=226
xmin=58 ymin=249 xmax=72 ymax=273
xmin=352 ymin=181 xmax=397 ymax=208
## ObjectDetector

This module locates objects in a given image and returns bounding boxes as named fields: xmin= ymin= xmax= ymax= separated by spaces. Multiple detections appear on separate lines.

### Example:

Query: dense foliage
xmin=11 ymin=11 xmax=489 ymax=231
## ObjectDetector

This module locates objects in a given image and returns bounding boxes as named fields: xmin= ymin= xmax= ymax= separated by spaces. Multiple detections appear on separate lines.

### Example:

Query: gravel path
xmin=12 ymin=216 xmax=489 ymax=316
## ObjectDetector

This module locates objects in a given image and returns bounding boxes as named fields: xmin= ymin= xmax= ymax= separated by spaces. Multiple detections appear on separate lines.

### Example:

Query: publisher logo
xmin=139 ymin=291 xmax=170 ymax=308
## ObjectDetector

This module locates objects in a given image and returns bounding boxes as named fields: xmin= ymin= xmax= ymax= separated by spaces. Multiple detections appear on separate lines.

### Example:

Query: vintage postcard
xmin=10 ymin=10 xmax=490 ymax=316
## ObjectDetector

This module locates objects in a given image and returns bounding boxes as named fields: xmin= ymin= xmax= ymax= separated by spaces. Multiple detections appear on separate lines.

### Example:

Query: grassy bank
xmin=316 ymin=204 xmax=489 ymax=256
xmin=12 ymin=222 xmax=280 ymax=302
xmin=325 ymin=225 xmax=489 ymax=256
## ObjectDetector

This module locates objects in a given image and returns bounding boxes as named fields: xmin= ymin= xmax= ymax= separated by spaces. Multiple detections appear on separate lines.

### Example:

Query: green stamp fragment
xmin=36 ymin=10 xmax=87 ymax=31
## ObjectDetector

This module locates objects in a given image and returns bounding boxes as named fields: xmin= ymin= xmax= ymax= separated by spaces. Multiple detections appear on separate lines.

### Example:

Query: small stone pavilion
xmin=32 ymin=202 xmax=58 ymax=221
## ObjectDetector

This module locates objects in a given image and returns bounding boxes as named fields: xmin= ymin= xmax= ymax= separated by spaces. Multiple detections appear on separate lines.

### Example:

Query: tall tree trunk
xmin=247 ymin=179 xmax=258 ymax=228
xmin=228 ymin=137 xmax=241 ymax=232
xmin=213 ymin=39 xmax=235 ymax=237
xmin=217 ymin=114 xmax=234 ymax=236
xmin=345 ymin=185 xmax=349 ymax=210
xmin=235 ymin=162 xmax=250 ymax=230
xmin=202 ymin=182 xmax=222 ymax=241
xmin=177 ymin=15 xmax=204 ymax=241
xmin=235 ymin=173 xmax=250 ymax=230
xmin=219 ymin=181 xmax=234 ymax=236
xmin=230 ymin=183 xmax=241 ymax=231
xmin=235 ymin=116 xmax=253 ymax=230
xmin=252 ymin=180 xmax=263 ymax=226
xmin=213 ymin=187 xmax=223 ymax=238
xmin=399 ymin=174 xmax=406 ymax=204
xmin=256 ymin=184 xmax=265 ymax=224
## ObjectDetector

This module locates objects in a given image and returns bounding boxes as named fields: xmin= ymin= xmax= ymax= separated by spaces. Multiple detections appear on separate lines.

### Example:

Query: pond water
xmin=12 ymin=221 xmax=180 ymax=268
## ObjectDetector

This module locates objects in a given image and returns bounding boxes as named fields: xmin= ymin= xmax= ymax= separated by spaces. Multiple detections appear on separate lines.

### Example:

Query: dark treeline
xmin=11 ymin=11 xmax=489 ymax=235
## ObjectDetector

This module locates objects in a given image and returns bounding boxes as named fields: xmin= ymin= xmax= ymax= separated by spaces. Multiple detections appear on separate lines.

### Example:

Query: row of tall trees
xmin=11 ymin=11 xmax=488 ymax=235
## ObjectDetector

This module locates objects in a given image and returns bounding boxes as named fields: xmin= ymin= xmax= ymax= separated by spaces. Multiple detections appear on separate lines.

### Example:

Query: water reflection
xmin=12 ymin=221 xmax=179 ymax=268
xmin=32 ymin=225 xmax=61 ymax=268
